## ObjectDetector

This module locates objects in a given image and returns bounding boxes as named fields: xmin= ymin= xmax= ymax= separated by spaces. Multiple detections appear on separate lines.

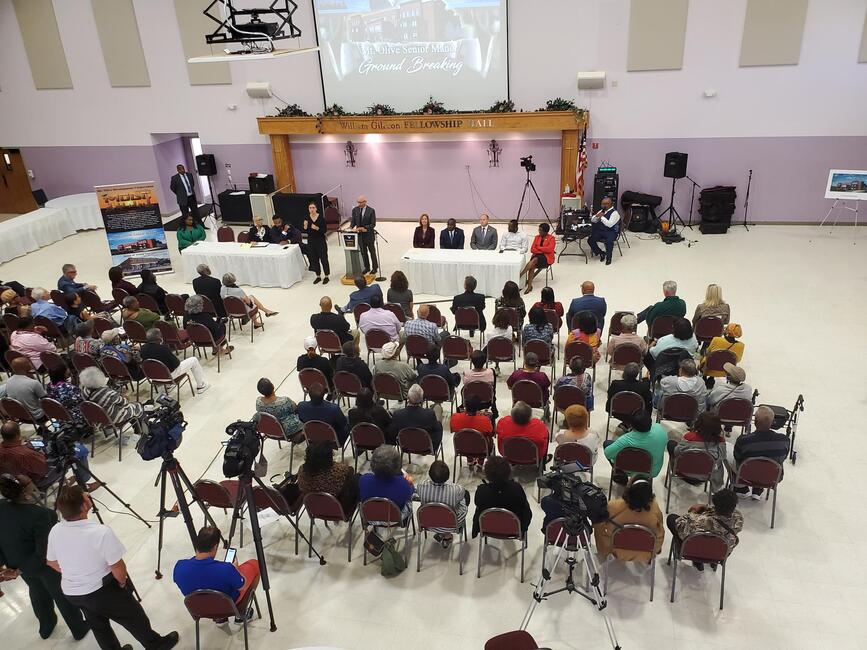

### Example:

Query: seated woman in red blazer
xmin=520 ymin=223 xmax=555 ymax=294
xmin=412 ymin=213 xmax=436 ymax=248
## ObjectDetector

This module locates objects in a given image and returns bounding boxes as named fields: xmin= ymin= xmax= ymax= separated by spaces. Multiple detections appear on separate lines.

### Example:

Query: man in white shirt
xmin=470 ymin=213 xmax=498 ymax=250
xmin=588 ymin=197 xmax=621 ymax=265
xmin=46 ymin=486 xmax=179 ymax=650
xmin=498 ymin=219 xmax=528 ymax=253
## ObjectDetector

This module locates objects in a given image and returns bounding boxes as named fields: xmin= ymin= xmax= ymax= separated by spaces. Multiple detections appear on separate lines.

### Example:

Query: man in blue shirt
xmin=57 ymin=264 xmax=97 ymax=295
xmin=29 ymin=287 xmax=71 ymax=327
xmin=173 ymin=527 xmax=259 ymax=623
xmin=342 ymin=275 xmax=383 ymax=313
xmin=565 ymin=280 xmax=607 ymax=331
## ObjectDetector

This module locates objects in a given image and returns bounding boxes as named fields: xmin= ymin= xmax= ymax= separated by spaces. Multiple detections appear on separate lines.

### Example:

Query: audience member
xmin=554 ymin=404 xmax=600 ymax=463
xmin=141 ymin=328 xmax=209 ymax=394
xmin=348 ymin=388 xmax=392 ymax=438
xmin=520 ymin=223 xmax=555 ymax=294
xmin=73 ymin=320 xmax=103 ymax=357
xmin=439 ymin=218 xmax=465 ymax=249
xmin=693 ymin=283 xmax=731 ymax=325
xmin=416 ymin=348 xmax=460 ymax=396
xmin=137 ymin=269 xmax=168 ymax=314
xmin=700 ymin=323 xmax=745 ymax=378
xmin=4 ymin=357 xmax=47 ymax=421
xmin=10 ymin=316 xmax=56 ymax=370
xmin=649 ymin=317 xmax=699 ymax=360
xmin=297 ymin=336 xmax=334 ymax=391
xmin=296 ymin=442 xmax=358 ymax=514
xmin=121 ymin=296 xmax=160 ymax=330
xmin=472 ymin=456 xmax=531 ymax=537
xmin=1 ymin=287 xmax=29 ymax=317
xmin=47 ymin=486 xmax=179 ymax=649
xmin=78 ymin=367 xmax=144 ymax=431
xmin=521 ymin=306 xmax=554 ymax=346
xmin=30 ymin=288 xmax=70 ymax=328
xmin=388 ymin=384 xmax=443 ymax=450
xmin=336 ymin=341 xmax=373 ymax=389
xmin=46 ymin=366 xmax=87 ymax=428
xmin=373 ymin=342 xmax=416 ymax=399
xmin=488 ymin=309 xmax=513 ymax=342
xmin=255 ymin=377 xmax=303 ymax=442
xmin=554 ymin=356 xmax=594 ymax=410
xmin=667 ymin=412 xmax=726 ymax=491
xmin=183 ymin=295 xmax=232 ymax=355
xmin=603 ymin=411 xmax=668 ymax=479
xmin=462 ymin=350 xmax=497 ymax=417
xmin=0 ymin=473 xmax=90 ymax=641
xmin=359 ymin=445 xmax=414 ymax=523
xmin=506 ymin=351 xmax=551 ymax=402
xmin=404 ymin=304 xmax=446 ymax=352
xmin=0 ymin=421 xmax=94 ymax=490
xmin=412 ymin=213 xmax=435 ymax=248
xmin=667 ymin=489 xmax=742 ymax=571
xmin=57 ymin=264 xmax=96 ymax=295
xmin=343 ymin=276 xmax=383 ymax=313
xmin=566 ymin=281 xmax=606 ymax=332
xmin=449 ymin=395 xmax=495 ymax=452
xmin=605 ymin=313 xmax=647 ymax=365
xmin=247 ymin=216 xmax=273 ymax=243
xmin=172 ymin=526 xmax=259 ymax=623
xmin=592 ymin=478 xmax=664 ymax=561
xmin=656 ymin=359 xmax=707 ymax=414
xmin=494 ymin=280 xmax=526 ymax=327
xmin=108 ymin=266 xmax=138 ymax=296
xmin=359 ymin=294 xmax=403 ymax=344
xmin=416 ymin=460 xmax=468 ymax=547
xmin=730 ymin=406 xmax=789 ymax=499
xmin=176 ymin=215 xmax=206 ymax=251
xmin=99 ymin=328 xmax=143 ymax=380
xmin=606 ymin=362 xmax=653 ymax=415
xmin=470 ymin=213 xmax=498 ymax=250
xmin=191 ymin=264 xmax=226 ymax=319
xmin=567 ymin=311 xmax=602 ymax=362
xmin=499 ymin=219 xmax=528 ymax=253
xmin=0 ymin=279 xmax=27 ymax=297
xmin=297 ymin=383 xmax=349 ymax=445
xmin=497 ymin=400 xmax=549 ymax=463
xmin=707 ymin=363 xmax=753 ymax=411
xmin=220 ymin=273 xmax=277 ymax=322
xmin=451 ymin=275 xmax=487 ymax=333
xmin=533 ymin=286 xmax=564 ymax=320
xmin=386 ymin=270 xmax=414 ymax=318
xmin=637 ymin=280 xmax=686 ymax=327
xmin=310 ymin=296 xmax=354 ymax=345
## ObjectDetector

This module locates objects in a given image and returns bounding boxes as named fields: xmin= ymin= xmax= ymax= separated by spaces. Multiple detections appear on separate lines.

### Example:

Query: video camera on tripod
xmin=537 ymin=463 xmax=609 ymax=531
xmin=136 ymin=394 xmax=186 ymax=461
xmin=520 ymin=155 xmax=536 ymax=172
xmin=222 ymin=419 xmax=262 ymax=478
xmin=43 ymin=421 xmax=90 ymax=465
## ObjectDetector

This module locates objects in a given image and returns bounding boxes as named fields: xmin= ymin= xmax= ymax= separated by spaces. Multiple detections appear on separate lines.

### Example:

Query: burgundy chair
xmin=704 ymin=350 xmax=738 ymax=377
xmin=603 ymin=524 xmax=658 ymax=601
xmin=155 ymin=320 xmax=191 ymax=358
xmin=668 ymin=531 xmax=732 ymax=609
xmin=349 ymin=422 xmax=385 ymax=472
xmin=360 ymin=497 xmax=415 ymax=565
xmin=384 ymin=303 xmax=406 ymax=323
xmin=2 ymin=313 xmax=20 ymax=335
xmin=237 ymin=231 xmax=249 ymax=243
xmin=563 ymin=340 xmax=593 ymax=377
xmin=79 ymin=400 xmax=133 ymax=461
xmin=485 ymin=335 xmax=515 ymax=373
xmin=419 ymin=373 xmax=455 ymax=415
xmin=372 ymin=372 xmax=402 ymax=408
xmin=0 ymin=397 xmax=46 ymax=432
xmin=694 ymin=316 xmax=724 ymax=345
xmin=216 ymin=226 xmax=236 ymax=242
xmin=484 ymin=630 xmax=540 ymax=650
xmin=298 ymin=367 xmax=329 ymax=400
xmin=91 ymin=317 xmax=115 ymax=337
xmin=452 ymin=428 xmax=490 ymax=482
xmin=352 ymin=302 xmax=370 ymax=325
xmin=731 ymin=457 xmax=784 ymax=528
xmin=453 ymin=306 xmax=482 ymax=347
xmin=80 ymin=289 xmax=116 ymax=314
xmin=40 ymin=397 xmax=73 ymax=424
xmin=404 ymin=334 xmax=430 ymax=366
xmin=256 ymin=411 xmax=294 ymax=465
xmin=426 ymin=304 xmax=447 ymax=328
xmin=416 ymin=502 xmax=466 ymax=574
xmin=185 ymin=322 xmax=230 ymax=373
xmin=333 ymin=370 xmax=363 ymax=407
xmin=501 ymin=436 xmax=543 ymax=502
xmin=608 ymin=446 xmax=653 ymax=498
xmin=111 ymin=288 xmax=129 ymax=305
xmin=122 ymin=320 xmax=148 ymax=346
xmin=49 ymin=290 xmax=66 ymax=308
xmin=303 ymin=491 xmax=359 ymax=562
xmin=135 ymin=293 xmax=161 ymax=314
xmin=251 ymin=486 xmax=303 ymax=554
xmin=183 ymin=586 xmax=261 ymax=650
xmin=542 ymin=517 xmax=589 ymax=575
xmin=554 ymin=441 xmax=594 ymax=481
xmin=523 ymin=339 xmax=555 ymax=382
xmin=304 ymin=419 xmax=345 ymax=460
xmin=397 ymin=427 xmax=442 ymax=466
xmin=363 ymin=328 xmax=391 ymax=365
xmin=71 ymin=351 xmax=100 ymax=375
xmin=543 ymin=308 xmax=562 ymax=348
xmin=501 ymin=307 xmax=522 ymax=352
xmin=199 ymin=295 xmax=216 ymax=315
xmin=606 ymin=342 xmax=644 ymax=388
xmin=193 ymin=479 xmax=242 ymax=541
xmin=223 ymin=295 xmax=260 ymax=343
xmin=656 ymin=393 xmax=700 ymax=427
xmin=461 ymin=380 xmax=494 ymax=408
xmin=606 ymin=311 xmax=633 ymax=341
xmin=314 ymin=330 xmax=342 ymax=357
xmin=550 ymin=384 xmax=587 ymax=438
xmin=510 ymin=379 xmax=546 ymax=412
xmin=165 ymin=294 xmax=187 ymax=326
xmin=5 ymin=350 xmax=46 ymax=386
xmin=477 ymin=508 xmax=527 ymax=582
xmin=716 ymin=398 xmax=753 ymax=434
xmin=33 ymin=316 xmax=70 ymax=349
xmin=442 ymin=336 xmax=472 ymax=365
xmin=39 ymin=350 xmax=69 ymax=376
xmin=141 ymin=358 xmax=194 ymax=404
xmin=605 ymin=390 xmax=645 ymax=441
xmin=99 ymin=355 xmax=143 ymax=400
xmin=649 ymin=315 xmax=676 ymax=339
xmin=664 ymin=449 xmax=716 ymax=513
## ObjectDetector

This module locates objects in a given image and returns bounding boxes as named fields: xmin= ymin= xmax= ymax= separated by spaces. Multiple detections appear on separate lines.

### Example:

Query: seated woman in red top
xmin=412 ymin=213 xmax=436 ymax=248
xmin=520 ymin=223 xmax=555 ymax=294
xmin=449 ymin=395 xmax=495 ymax=453
xmin=496 ymin=401 xmax=550 ymax=464
xmin=533 ymin=286 xmax=564 ymax=320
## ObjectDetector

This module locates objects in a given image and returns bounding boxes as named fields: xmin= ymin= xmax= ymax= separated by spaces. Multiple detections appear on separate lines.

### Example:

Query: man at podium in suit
xmin=169 ymin=164 xmax=198 ymax=220
xmin=351 ymin=195 xmax=378 ymax=274
xmin=439 ymin=218 xmax=465 ymax=249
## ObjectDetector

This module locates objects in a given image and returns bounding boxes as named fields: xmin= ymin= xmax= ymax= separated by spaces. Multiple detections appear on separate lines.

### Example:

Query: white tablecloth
xmin=180 ymin=241 xmax=307 ymax=289
xmin=44 ymin=192 xmax=104 ymax=230
xmin=400 ymin=248 xmax=526 ymax=297
xmin=0 ymin=208 xmax=77 ymax=264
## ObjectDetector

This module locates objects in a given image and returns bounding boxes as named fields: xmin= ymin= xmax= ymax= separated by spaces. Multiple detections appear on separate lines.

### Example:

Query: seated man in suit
xmin=566 ymin=280 xmax=607 ymax=331
xmin=587 ymin=197 xmax=621 ymax=265
xmin=192 ymin=264 xmax=226 ymax=319
xmin=469 ymin=214 xmax=498 ymax=250
xmin=450 ymin=275 xmax=487 ymax=334
xmin=387 ymin=384 xmax=443 ymax=450
xmin=310 ymin=296 xmax=355 ymax=345
xmin=439 ymin=218 xmax=465 ymax=249
xmin=247 ymin=216 xmax=273 ymax=243
xmin=270 ymin=215 xmax=303 ymax=246
xmin=342 ymin=275 xmax=383 ymax=313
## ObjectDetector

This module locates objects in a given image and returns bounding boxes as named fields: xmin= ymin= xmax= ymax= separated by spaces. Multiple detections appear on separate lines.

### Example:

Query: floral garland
xmin=272 ymin=98 xmax=585 ymax=119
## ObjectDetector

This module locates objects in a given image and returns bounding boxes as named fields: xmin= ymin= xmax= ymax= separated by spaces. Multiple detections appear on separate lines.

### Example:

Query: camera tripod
xmin=153 ymin=452 xmax=223 ymax=579
xmin=521 ymin=515 xmax=621 ymax=650
xmin=516 ymin=165 xmax=554 ymax=227
xmin=224 ymin=472 xmax=327 ymax=633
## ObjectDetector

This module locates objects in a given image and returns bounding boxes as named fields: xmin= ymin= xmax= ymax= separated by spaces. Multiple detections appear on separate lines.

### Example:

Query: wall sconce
xmin=487 ymin=139 xmax=501 ymax=168
xmin=344 ymin=140 xmax=358 ymax=167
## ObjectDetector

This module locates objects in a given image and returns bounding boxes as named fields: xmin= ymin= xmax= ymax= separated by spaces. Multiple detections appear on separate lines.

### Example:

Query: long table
xmin=0 ymin=208 xmax=76 ymax=264
xmin=400 ymin=248 xmax=526 ymax=297
xmin=44 ymin=192 xmax=104 ymax=230
xmin=180 ymin=241 xmax=307 ymax=289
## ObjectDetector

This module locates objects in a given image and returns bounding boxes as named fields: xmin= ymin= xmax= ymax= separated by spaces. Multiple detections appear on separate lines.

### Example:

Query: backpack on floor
xmin=380 ymin=539 xmax=407 ymax=577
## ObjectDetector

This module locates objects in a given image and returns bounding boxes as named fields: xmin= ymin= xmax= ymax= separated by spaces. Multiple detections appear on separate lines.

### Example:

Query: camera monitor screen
xmin=313 ymin=0 xmax=509 ymax=112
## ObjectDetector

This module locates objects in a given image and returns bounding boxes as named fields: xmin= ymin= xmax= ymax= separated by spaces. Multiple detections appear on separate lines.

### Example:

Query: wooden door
xmin=0 ymin=149 xmax=38 ymax=214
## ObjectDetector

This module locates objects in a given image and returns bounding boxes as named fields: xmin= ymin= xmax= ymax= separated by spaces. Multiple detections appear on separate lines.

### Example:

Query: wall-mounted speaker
xmin=246 ymin=82 xmax=272 ymax=98
xmin=196 ymin=153 xmax=217 ymax=176
xmin=663 ymin=152 xmax=688 ymax=179
xmin=577 ymin=71 xmax=606 ymax=90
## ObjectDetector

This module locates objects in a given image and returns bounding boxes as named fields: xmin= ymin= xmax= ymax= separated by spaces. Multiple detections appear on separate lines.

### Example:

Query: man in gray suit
xmin=469 ymin=213 xmax=498 ymax=250
xmin=169 ymin=164 xmax=198 ymax=220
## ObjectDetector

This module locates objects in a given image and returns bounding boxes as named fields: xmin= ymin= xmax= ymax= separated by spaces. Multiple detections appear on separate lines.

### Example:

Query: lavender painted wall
xmin=152 ymin=137 xmax=187 ymax=214
xmin=200 ymin=144 xmax=276 ymax=197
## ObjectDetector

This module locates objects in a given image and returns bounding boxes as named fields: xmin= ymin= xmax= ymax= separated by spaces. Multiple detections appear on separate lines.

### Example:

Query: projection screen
xmin=313 ymin=0 xmax=509 ymax=113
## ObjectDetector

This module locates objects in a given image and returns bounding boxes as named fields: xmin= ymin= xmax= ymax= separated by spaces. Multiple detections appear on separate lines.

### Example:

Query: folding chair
xmin=605 ymin=390 xmax=644 ymax=441
xmin=361 ymin=497 xmax=415 ymax=565
xmin=33 ymin=316 xmax=70 ymax=350
xmin=477 ymin=508 xmax=527 ymax=582
xmin=363 ymin=328 xmax=391 ymax=365
xmin=716 ymin=397 xmax=753 ymax=435
xmin=607 ymin=446 xmax=652 ymax=498
xmin=523 ymin=339 xmax=555 ymax=383
xmin=419 ymin=373 xmax=455 ymax=416
xmin=452 ymin=428 xmax=490 ymax=482
xmin=606 ymin=311 xmax=634 ymax=343
xmin=165 ymin=294 xmax=187 ymax=327
xmin=486 ymin=336 xmax=515 ymax=374
xmin=122 ymin=320 xmax=148 ymax=347
xmin=372 ymin=372 xmax=403 ymax=408
xmin=135 ymin=293 xmax=161 ymax=314
xmin=543 ymin=309 xmax=562 ymax=349
xmin=694 ymin=316 xmax=724 ymax=347
xmin=314 ymin=329 xmax=342 ymax=357
xmin=304 ymin=491 xmax=359 ymax=562
xmin=333 ymin=370 xmax=363 ymax=408
xmin=298 ymin=367 xmax=329 ymax=400
xmin=352 ymin=302 xmax=370 ymax=325
xmin=563 ymin=340 xmax=593 ymax=379
xmin=664 ymin=449 xmax=715 ymax=513
xmin=0 ymin=397 xmax=47 ymax=433
xmin=304 ymin=419 xmax=346 ymax=461
xmin=79 ymin=400 xmax=135 ymax=461
xmin=703 ymin=349 xmax=738 ymax=378
xmin=501 ymin=436 xmax=543 ymax=502
xmin=453 ymin=306 xmax=483 ymax=347
xmin=349 ymin=423 xmax=385 ymax=472
xmin=442 ymin=335 xmax=473 ymax=366
xmin=649 ymin=315 xmax=676 ymax=340
xmin=71 ymin=351 xmax=100 ymax=375
xmin=554 ymin=442 xmax=594 ymax=481
xmin=550 ymin=384 xmax=587 ymax=439
xmin=501 ymin=307 xmax=522 ymax=354
xmin=510 ymin=379 xmax=547 ymax=421
xmin=606 ymin=343 xmax=643 ymax=388
xmin=100 ymin=356 xmax=146 ymax=401
xmin=184 ymin=587 xmax=262 ymax=650
xmin=80 ymin=289 xmax=116 ymax=315
xmin=461 ymin=381 xmax=494 ymax=410
xmin=484 ymin=630 xmax=540 ymax=650
xmin=185 ymin=322 xmax=230 ymax=374
xmin=256 ymin=412 xmax=298 ymax=472
xmin=426 ymin=304 xmax=447 ymax=328
xmin=668 ymin=531 xmax=732 ymax=609
xmin=603 ymin=524 xmax=657 ymax=601
xmin=217 ymin=226 xmax=236 ymax=242
xmin=656 ymin=393 xmax=700 ymax=427
xmin=730 ymin=456 xmax=783 ymax=528
xmin=155 ymin=320 xmax=191 ymax=359
xmin=223 ymin=296 xmax=260 ymax=343
xmin=404 ymin=334 xmax=430 ymax=367
xmin=384 ymin=303 xmax=406 ymax=323
xmin=141 ymin=358 xmax=194 ymax=404
xmin=416 ymin=502 xmax=467 ymax=574
xmin=397 ymin=427 xmax=443 ymax=467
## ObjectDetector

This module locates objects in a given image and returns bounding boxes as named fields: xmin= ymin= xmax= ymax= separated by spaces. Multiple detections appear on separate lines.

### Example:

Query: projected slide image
xmin=314 ymin=0 xmax=508 ymax=112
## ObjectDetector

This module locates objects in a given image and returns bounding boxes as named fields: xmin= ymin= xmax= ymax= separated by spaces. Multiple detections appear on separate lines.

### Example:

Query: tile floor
xmin=0 ymin=219 xmax=863 ymax=650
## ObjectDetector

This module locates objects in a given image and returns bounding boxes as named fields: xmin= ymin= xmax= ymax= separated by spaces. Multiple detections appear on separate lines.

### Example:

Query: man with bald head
xmin=566 ymin=280 xmax=607 ymax=331
xmin=351 ymin=195 xmax=377 ymax=274
xmin=729 ymin=405 xmax=790 ymax=499
xmin=5 ymin=356 xmax=47 ymax=421
xmin=310 ymin=296 xmax=355 ymax=344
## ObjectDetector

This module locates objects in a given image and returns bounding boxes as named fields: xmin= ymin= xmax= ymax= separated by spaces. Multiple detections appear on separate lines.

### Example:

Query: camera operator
xmin=0 ymin=422 xmax=98 ymax=493
xmin=0 ymin=473 xmax=90 ymax=641
xmin=46 ymin=486 xmax=179 ymax=650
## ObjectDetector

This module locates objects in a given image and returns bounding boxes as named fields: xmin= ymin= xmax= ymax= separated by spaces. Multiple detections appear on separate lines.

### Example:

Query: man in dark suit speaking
xmin=350 ymin=195 xmax=378 ymax=274
xmin=439 ymin=218 xmax=465 ymax=249
xmin=169 ymin=164 xmax=198 ymax=220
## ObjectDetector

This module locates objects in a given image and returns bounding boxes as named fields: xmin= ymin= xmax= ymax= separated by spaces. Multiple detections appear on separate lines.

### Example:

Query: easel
xmin=818 ymin=199 xmax=860 ymax=243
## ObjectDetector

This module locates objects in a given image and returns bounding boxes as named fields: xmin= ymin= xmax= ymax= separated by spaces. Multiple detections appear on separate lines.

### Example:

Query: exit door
xmin=0 ymin=148 xmax=37 ymax=214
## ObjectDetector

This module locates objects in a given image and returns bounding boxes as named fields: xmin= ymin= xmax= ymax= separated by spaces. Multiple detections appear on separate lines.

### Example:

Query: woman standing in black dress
xmin=304 ymin=201 xmax=330 ymax=284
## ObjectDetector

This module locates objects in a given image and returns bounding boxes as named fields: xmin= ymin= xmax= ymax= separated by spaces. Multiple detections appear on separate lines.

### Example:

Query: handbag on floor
xmin=364 ymin=529 xmax=386 ymax=558
xmin=380 ymin=538 xmax=407 ymax=577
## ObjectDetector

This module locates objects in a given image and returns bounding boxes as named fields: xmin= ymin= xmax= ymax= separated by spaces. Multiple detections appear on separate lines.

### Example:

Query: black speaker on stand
xmin=658 ymin=152 xmax=689 ymax=231
xmin=195 ymin=154 xmax=220 ymax=219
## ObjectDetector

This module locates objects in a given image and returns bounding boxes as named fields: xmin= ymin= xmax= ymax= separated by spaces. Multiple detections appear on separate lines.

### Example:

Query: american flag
xmin=576 ymin=129 xmax=588 ymax=200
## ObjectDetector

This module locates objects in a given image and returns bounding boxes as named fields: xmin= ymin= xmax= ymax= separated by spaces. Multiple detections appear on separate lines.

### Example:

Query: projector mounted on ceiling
xmin=202 ymin=0 xmax=303 ymax=55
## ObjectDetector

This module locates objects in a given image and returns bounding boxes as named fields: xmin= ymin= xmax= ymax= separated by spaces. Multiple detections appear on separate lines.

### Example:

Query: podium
xmin=339 ymin=230 xmax=374 ymax=285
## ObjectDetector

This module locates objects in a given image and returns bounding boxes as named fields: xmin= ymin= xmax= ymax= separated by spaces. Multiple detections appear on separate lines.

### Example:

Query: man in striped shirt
xmin=415 ymin=460 xmax=468 ymax=548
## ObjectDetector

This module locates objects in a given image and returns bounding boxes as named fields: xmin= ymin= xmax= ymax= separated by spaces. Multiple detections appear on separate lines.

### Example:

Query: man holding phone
xmin=173 ymin=527 xmax=259 ymax=623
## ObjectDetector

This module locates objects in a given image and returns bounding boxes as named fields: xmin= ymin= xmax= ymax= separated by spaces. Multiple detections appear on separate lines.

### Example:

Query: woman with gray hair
xmin=182 ymin=295 xmax=231 ymax=355
xmin=358 ymin=445 xmax=414 ymax=524
xmin=78 ymin=366 xmax=144 ymax=431
xmin=605 ymin=312 xmax=647 ymax=366
xmin=219 ymin=273 xmax=278 ymax=326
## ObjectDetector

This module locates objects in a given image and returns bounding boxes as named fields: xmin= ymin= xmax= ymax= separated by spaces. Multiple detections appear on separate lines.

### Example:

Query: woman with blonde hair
xmin=220 ymin=272 xmax=278 ymax=324
xmin=554 ymin=404 xmax=600 ymax=463
xmin=693 ymin=283 xmax=730 ymax=324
